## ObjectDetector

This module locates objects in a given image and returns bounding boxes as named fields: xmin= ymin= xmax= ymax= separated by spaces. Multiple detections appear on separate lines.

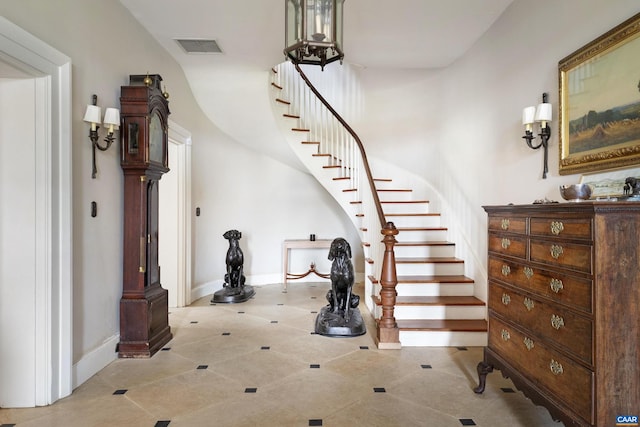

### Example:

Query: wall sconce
xmin=522 ymin=92 xmax=552 ymax=179
xmin=83 ymin=94 xmax=120 ymax=179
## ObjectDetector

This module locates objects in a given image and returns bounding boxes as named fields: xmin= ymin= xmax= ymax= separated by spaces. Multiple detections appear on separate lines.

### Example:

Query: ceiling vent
xmin=175 ymin=39 xmax=223 ymax=54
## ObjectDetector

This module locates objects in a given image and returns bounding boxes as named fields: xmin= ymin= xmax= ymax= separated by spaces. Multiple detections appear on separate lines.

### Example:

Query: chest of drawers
xmin=475 ymin=203 xmax=639 ymax=427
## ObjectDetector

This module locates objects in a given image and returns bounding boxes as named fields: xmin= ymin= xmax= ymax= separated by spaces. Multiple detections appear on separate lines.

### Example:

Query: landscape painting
xmin=559 ymin=12 xmax=640 ymax=175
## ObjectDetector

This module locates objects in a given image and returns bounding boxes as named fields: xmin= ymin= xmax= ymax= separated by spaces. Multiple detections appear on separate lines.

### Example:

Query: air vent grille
xmin=175 ymin=39 xmax=222 ymax=54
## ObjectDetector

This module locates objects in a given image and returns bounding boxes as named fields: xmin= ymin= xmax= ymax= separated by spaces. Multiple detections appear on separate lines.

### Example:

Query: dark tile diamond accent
xmin=245 ymin=388 xmax=257 ymax=393
xmin=161 ymin=347 xmax=171 ymax=351
xmin=310 ymin=296 xmax=317 ymax=299
xmin=457 ymin=347 xmax=468 ymax=351
xmin=190 ymin=321 xmax=198 ymax=324
xmin=309 ymin=420 xmax=323 ymax=426
xmin=360 ymin=346 xmax=369 ymax=350
xmin=310 ymin=364 xmax=320 ymax=368
xmin=277 ymin=303 xmax=284 ymax=306
xmin=222 ymin=332 xmax=231 ymax=336
xmin=310 ymin=311 xmax=318 ymax=314
xmin=271 ymin=320 xmax=278 ymax=324
xmin=1 ymin=424 xmax=17 ymax=427
xmin=261 ymin=346 xmax=270 ymax=350
xmin=501 ymin=387 xmax=515 ymax=393
xmin=113 ymin=389 xmax=127 ymax=395
xmin=373 ymin=387 xmax=386 ymax=393
xmin=155 ymin=421 xmax=171 ymax=427
xmin=459 ymin=419 xmax=476 ymax=426
xmin=421 ymin=364 xmax=432 ymax=369
xmin=310 ymin=332 xmax=317 ymax=335
xmin=238 ymin=311 xmax=245 ymax=314
xmin=197 ymin=365 xmax=208 ymax=370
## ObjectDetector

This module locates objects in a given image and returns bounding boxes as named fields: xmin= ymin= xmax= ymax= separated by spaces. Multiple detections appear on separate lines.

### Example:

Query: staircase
xmin=270 ymin=62 xmax=487 ymax=347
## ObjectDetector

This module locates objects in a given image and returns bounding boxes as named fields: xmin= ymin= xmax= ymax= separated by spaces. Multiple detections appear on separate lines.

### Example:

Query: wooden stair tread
xmin=397 ymin=275 xmax=475 ymax=283
xmin=382 ymin=200 xmax=429 ymax=204
xmin=373 ymin=295 xmax=485 ymax=306
xmin=396 ymin=257 xmax=463 ymax=264
xmin=377 ymin=189 xmax=412 ymax=192
xmin=386 ymin=213 xmax=440 ymax=217
xmin=275 ymin=98 xmax=290 ymax=105
xmin=397 ymin=227 xmax=447 ymax=231
xmin=282 ymin=113 xmax=299 ymax=119
xmin=395 ymin=241 xmax=453 ymax=247
xmin=396 ymin=319 xmax=487 ymax=332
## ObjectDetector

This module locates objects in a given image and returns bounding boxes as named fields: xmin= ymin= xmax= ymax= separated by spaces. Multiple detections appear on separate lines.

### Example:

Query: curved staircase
xmin=270 ymin=61 xmax=487 ymax=347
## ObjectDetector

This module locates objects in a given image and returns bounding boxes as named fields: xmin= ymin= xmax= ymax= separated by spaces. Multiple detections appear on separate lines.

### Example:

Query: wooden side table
xmin=282 ymin=239 xmax=332 ymax=290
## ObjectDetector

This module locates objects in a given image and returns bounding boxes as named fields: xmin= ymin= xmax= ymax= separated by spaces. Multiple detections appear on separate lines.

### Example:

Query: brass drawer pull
xmin=501 ymin=265 xmax=511 ymax=276
xmin=550 ymin=278 xmax=563 ymax=293
xmin=501 ymin=219 xmax=510 ymax=230
xmin=550 ymin=221 xmax=564 ymax=235
xmin=524 ymin=297 xmax=535 ymax=311
xmin=523 ymin=267 xmax=533 ymax=279
xmin=523 ymin=337 xmax=535 ymax=351
xmin=550 ymin=244 xmax=563 ymax=259
xmin=550 ymin=359 xmax=564 ymax=375
xmin=502 ymin=293 xmax=511 ymax=305
xmin=501 ymin=329 xmax=510 ymax=341
xmin=551 ymin=314 xmax=565 ymax=330
xmin=501 ymin=238 xmax=511 ymax=249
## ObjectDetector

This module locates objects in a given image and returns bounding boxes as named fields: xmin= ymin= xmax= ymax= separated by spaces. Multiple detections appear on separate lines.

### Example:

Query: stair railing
xmin=274 ymin=61 xmax=400 ymax=347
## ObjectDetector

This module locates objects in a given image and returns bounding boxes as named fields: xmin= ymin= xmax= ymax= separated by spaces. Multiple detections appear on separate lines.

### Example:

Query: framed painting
xmin=559 ymin=12 xmax=640 ymax=175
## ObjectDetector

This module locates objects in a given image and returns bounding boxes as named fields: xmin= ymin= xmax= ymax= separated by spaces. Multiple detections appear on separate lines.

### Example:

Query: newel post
xmin=376 ymin=221 xmax=401 ymax=349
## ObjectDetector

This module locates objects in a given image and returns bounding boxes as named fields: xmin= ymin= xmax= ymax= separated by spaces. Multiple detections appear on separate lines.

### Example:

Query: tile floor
xmin=0 ymin=282 xmax=563 ymax=427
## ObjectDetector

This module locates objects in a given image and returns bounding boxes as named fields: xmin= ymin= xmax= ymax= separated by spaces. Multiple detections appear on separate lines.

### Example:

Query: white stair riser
xmin=386 ymin=215 xmax=441 ymax=228
xmin=394 ymin=245 xmax=455 ymax=258
xmin=377 ymin=191 xmax=413 ymax=201
xmin=397 ymin=229 xmax=448 ymax=241
xmin=392 ymin=305 xmax=486 ymax=319
xmin=382 ymin=203 xmax=430 ymax=214
xmin=399 ymin=331 xmax=488 ymax=347
xmin=395 ymin=283 xmax=475 ymax=297
xmin=395 ymin=262 xmax=465 ymax=276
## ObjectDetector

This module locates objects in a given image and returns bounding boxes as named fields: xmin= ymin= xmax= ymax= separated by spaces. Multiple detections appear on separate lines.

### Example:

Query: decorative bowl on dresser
xmin=475 ymin=202 xmax=639 ymax=427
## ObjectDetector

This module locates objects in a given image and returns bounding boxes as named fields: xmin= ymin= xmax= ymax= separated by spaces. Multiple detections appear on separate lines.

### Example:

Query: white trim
xmin=167 ymin=120 xmax=193 ymax=306
xmin=72 ymin=335 xmax=119 ymax=388
xmin=0 ymin=17 xmax=72 ymax=405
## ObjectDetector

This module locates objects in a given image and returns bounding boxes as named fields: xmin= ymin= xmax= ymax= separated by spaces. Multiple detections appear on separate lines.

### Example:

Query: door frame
xmin=167 ymin=120 xmax=193 ymax=307
xmin=0 ymin=17 xmax=73 ymax=405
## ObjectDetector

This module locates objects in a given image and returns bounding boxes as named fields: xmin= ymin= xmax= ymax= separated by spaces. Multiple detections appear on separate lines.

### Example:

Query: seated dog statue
xmin=314 ymin=237 xmax=365 ymax=337
xmin=211 ymin=229 xmax=254 ymax=303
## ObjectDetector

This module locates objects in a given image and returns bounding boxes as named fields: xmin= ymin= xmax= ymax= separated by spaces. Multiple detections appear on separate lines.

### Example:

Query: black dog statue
xmin=211 ymin=230 xmax=255 ymax=303
xmin=315 ymin=237 xmax=366 ymax=337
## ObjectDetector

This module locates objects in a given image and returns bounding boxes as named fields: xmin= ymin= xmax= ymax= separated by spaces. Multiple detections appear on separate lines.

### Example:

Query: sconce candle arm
xmin=84 ymin=94 xmax=119 ymax=179
xmin=521 ymin=92 xmax=552 ymax=179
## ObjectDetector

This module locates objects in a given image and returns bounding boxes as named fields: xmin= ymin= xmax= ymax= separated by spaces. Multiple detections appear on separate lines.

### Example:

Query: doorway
xmin=159 ymin=121 xmax=192 ymax=307
xmin=0 ymin=17 xmax=72 ymax=407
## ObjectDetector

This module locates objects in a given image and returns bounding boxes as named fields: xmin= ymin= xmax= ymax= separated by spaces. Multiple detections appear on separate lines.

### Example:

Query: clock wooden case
xmin=118 ymin=74 xmax=172 ymax=358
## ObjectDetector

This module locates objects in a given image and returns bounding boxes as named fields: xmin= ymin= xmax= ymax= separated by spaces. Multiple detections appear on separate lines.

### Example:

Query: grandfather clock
xmin=118 ymin=74 xmax=172 ymax=358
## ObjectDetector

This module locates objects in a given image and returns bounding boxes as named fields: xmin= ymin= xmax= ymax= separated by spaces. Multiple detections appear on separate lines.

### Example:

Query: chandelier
xmin=284 ymin=0 xmax=344 ymax=69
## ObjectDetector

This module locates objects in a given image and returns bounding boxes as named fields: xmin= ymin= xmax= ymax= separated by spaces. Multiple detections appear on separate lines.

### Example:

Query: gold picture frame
xmin=559 ymin=12 xmax=640 ymax=175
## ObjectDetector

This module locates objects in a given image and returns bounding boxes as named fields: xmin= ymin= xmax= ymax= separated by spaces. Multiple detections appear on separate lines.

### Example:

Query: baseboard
xmin=189 ymin=272 xmax=364 ymax=304
xmin=72 ymin=334 xmax=119 ymax=389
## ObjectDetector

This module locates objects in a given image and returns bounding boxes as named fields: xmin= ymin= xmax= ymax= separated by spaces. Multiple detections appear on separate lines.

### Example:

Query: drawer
xmin=489 ymin=282 xmax=593 ymax=364
xmin=488 ymin=257 xmax=593 ymax=314
xmin=488 ymin=316 xmax=593 ymax=424
xmin=530 ymin=217 xmax=592 ymax=240
xmin=529 ymin=239 xmax=592 ymax=273
xmin=488 ymin=216 xmax=526 ymax=234
xmin=488 ymin=233 xmax=527 ymax=259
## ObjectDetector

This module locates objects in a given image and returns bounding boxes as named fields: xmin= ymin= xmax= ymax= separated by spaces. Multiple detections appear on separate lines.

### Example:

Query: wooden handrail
xmin=293 ymin=63 xmax=387 ymax=229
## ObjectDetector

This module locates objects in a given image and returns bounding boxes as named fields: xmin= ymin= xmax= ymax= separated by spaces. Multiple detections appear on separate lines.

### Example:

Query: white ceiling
xmin=119 ymin=0 xmax=514 ymax=70
xmin=118 ymin=0 xmax=514 ymax=168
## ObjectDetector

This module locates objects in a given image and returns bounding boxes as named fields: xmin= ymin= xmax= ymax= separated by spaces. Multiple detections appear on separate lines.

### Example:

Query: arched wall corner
xmin=0 ymin=16 xmax=73 ymax=406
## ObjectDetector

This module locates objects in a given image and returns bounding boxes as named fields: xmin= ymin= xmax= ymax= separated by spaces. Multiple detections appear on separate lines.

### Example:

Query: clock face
xmin=149 ymin=112 xmax=164 ymax=164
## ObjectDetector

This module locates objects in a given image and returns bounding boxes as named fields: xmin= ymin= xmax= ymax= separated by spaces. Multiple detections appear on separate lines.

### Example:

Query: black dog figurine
xmin=211 ymin=229 xmax=254 ymax=303
xmin=327 ymin=237 xmax=358 ymax=321
xmin=315 ymin=237 xmax=365 ymax=336
xmin=223 ymin=229 xmax=245 ymax=290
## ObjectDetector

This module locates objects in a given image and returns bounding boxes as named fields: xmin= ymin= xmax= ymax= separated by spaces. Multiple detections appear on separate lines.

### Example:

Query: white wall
xmin=355 ymin=0 xmax=640 ymax=299
xmin=0 ymin=0 xmax=360 ymax=389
